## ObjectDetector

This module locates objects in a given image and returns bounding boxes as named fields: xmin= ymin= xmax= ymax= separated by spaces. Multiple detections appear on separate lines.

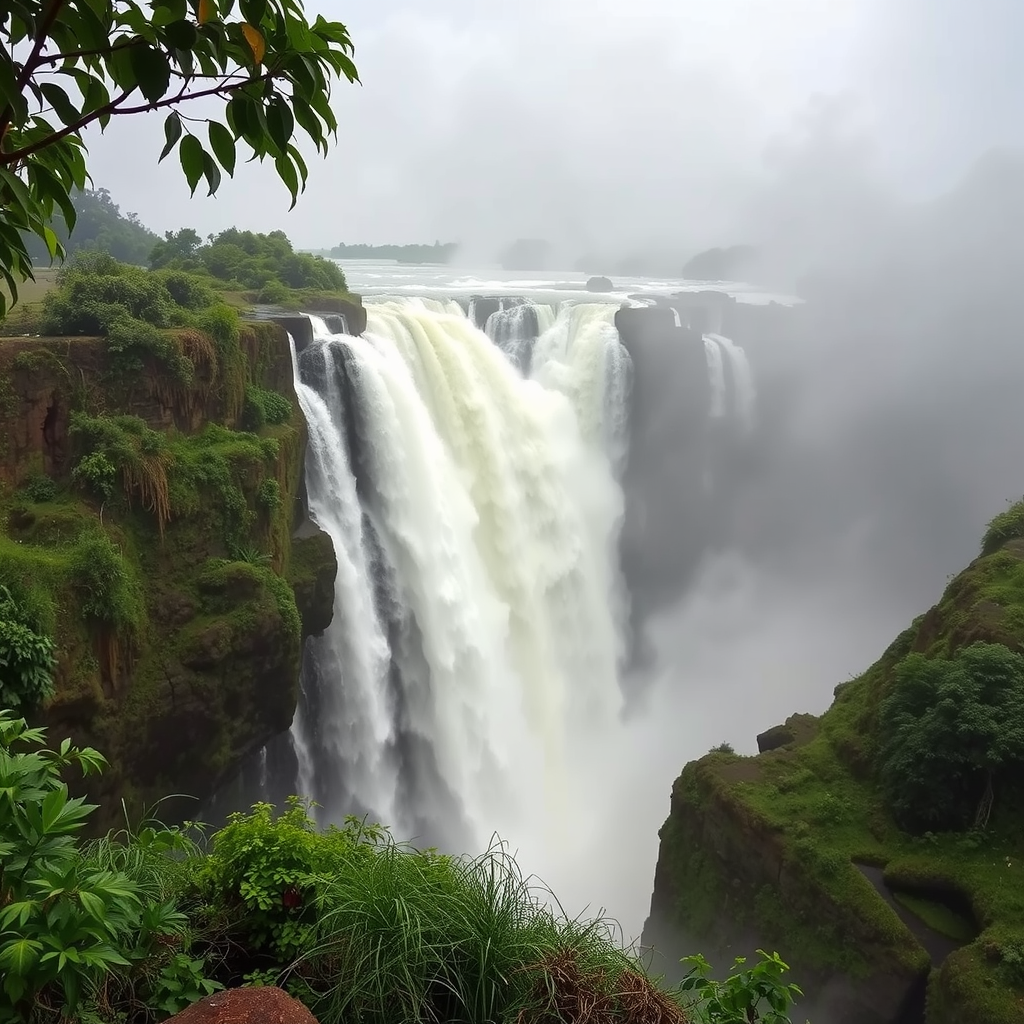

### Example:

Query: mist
xmin=73 ymin=0 xmax=1024 ymax=970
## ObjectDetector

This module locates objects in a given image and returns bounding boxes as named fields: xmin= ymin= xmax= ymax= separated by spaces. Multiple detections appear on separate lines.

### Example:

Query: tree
xmin=878 ymin=642 xmax=1024 ymax=832
xmin=149 ymin=226 xmax=204 ymax=268
xmin=0 ymin=0 xmax=360 ymax=315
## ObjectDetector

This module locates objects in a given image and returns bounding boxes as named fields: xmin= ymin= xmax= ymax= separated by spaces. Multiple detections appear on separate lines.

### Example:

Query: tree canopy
xmin=0 ymin=0 xmax=359 ymax=315
xmin=24 ymin=186 xmax=159 ymax=264
xmin=151 ymin=225 xmax=347 ymax=294
xmin=878 ymin=642 xmax=1024 ymax=832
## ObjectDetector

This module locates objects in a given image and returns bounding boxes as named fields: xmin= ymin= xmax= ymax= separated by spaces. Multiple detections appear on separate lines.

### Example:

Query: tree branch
xmin=0 ymin=0 xmax=68 ymax=139
xmin=35 ymin=38 xmax=146 ymax=68
xmin=0 ymin=72 xmax=275 ymax=164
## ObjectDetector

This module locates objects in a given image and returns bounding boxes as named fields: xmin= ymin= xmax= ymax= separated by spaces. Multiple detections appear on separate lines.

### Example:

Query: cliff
xmin=0 ymin=319 xmax=337 ymax=826
xmin=642 ymin=527 xmax=1024 ymax=1023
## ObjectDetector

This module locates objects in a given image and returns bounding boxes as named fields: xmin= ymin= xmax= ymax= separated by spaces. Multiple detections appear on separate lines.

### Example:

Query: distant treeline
xmin=26 ymin=187 xmax=159 ymax=266
xmin=330 ymin=241 xmax=458 ymax=263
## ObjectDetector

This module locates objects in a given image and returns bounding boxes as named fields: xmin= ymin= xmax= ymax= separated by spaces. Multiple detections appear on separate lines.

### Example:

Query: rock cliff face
xmin=642 ymin=530 xmax=1024 ymax=1023
xmin=0 ymin=320 xmax=336 ymax=826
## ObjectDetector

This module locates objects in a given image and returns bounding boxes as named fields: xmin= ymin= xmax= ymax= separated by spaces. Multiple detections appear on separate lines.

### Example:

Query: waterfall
xmin=703 ymin=336 xmax=727 ymax=418
xmin=705 ymin=332 xmax=756 ymax=430
xmin=286 ymin=305 xmax=626 ymax=848
xmin=530 ymin=303 xmax=633 ymax=475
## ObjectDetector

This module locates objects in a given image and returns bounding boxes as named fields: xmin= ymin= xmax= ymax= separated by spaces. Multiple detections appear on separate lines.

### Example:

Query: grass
xmin=190 ymin=802 xmax=689 ymax=1024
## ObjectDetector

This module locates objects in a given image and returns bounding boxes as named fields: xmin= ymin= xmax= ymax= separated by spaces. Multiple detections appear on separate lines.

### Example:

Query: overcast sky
xmin=82 ymin=0 xmax=1024 ymax=255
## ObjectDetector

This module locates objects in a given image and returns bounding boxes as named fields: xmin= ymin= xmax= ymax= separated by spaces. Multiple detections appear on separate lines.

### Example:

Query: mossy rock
xmin=644 ymin=540 xmax=1024 ymax=1023
xmin=0 ymin=321 xmax=338 ymax=829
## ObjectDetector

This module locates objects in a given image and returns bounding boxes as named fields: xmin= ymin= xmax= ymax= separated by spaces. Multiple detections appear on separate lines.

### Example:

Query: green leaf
xmin=266 ymin=95 xmax=294 ymax=154
xmin=208 ymin=120 xmax=236 ymax=175
xmin=179 ymin=135 xmax=205 ymax=195
xmin=202 ymin=150 xmax=222 ymax=196
xmin=39 ymin=84 xmax=80 ymax=128
xmin=163 ymin=18 xmax=198 ymax=49
xmin=130 ymin=45 xmax=172 ymax=104
xmin=274 ymin=152 xmax=299 ymax=209
xmin=160 ymin=111 xmax=183 ymax=162
xmin=0 ymin=938 xmax=42 ymax=975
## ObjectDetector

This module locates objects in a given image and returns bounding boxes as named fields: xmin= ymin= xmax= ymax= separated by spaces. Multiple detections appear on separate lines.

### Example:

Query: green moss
xmin=0 ymin=314 xmax=323 ymax=830
xmin=652 ymin=541 xmax=1024 ymax=1020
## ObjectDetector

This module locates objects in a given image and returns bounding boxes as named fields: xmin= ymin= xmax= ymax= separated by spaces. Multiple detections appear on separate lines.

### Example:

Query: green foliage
xmin=679 ymin=950 xmax=804 ymax=1024
xmin=879 ymin=643 xmax=1024 ymax=832
xmin=21 ymin=475 xmax=57 ymax=503
xmin=0 ymin=586 xmax=55 ymax=713
xmin=0 ymin=0 xmax=359 ymax=316
xmin=257 ymin=478 xmax=282 ymax=513
xmin=709 ymin=742 xmax=735 ymax=755
xmin=67 ymin=532 xmax=146 ymax=643
xmin=151 ymin=269 xmax=217 ymax=310
xmin=24 ymin=188 xmax=159 ymax=266
xmin=72 ymin=451 xmax=118 ymax=501
xmin=152 ymin=227 xmax=348 ymax=294
xmin=0 ymin=712 xmax=214 ymax=1021
xmin=982 ymin=498 xmax=1024 ymax=556
xmin=243 ymin=383 xmax=292 ymax=430
xmin=41 ymin=251 xmax=179 ymax=334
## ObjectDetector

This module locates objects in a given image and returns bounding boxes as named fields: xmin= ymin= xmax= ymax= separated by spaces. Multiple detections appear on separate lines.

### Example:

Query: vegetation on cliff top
xmin=0 ymin=0 xmax=358 ymax=315
xmin=653 ymin=498 xmax=1024 ymax=1023
xmin=150 ymin=227 xmax=349 ymax=304
xmin=0 ymin=711 xmax=807 ymax=1024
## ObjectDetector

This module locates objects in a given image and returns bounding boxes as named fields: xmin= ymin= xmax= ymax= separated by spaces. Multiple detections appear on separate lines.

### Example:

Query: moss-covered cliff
xmin=0 ymin=318 xmax=336 ymax=826
xmin=643 ymin=526 xmax=1024 ymax=1024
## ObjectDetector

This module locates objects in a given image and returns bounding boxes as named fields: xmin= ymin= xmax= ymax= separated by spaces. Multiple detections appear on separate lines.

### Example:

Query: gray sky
xmin=81 ymin=0 xmax=1024 ymax=255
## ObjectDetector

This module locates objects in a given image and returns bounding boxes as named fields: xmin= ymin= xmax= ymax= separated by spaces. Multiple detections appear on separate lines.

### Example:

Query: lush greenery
xmin=981 ymin=497 xmax=1024 ymax=556
xmin=879 ymin=642 xmax=1024 ymax=833
xmin=0 ymin=0 xmax=359 ymax=316
xmin=652 ymin=506 xmax=1024 ymax=1023
xmin=0 ymin=586 xmax=55 ymax=714
xmin=24 ymin=188 xmax=159 ymax=267
xmin=150 ymin=227 xmax=347 ymax=298
xmin=329 ymin=241 xmax=459 ymax=264
xmin=0 ymin=711 xmax=803 ymax=1023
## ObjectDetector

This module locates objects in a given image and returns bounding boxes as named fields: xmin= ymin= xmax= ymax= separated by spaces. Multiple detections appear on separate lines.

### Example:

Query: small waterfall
xmin=705 ymin=332 xmax=756 ymax=430
xmin=703 ymin=336 xmax=727 ymax=418
xmin=484 ymin=303 xmax=540 ymax=375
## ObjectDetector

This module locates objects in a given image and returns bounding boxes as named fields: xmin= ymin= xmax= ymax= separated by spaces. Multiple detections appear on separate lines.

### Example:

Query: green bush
xmin=67 ymin=531 xmax=146 ymax=643
xmin=982 ymin=499 xmax=1024 ymax=556
xmin=0 ymin=585 xmax=55 ymax=712
xmin=242 ymin=384 xmax=292 ymax=430
xmin=21 ymin=475 xmax=57 ymax=503
xmin=257 ymin=279 xmax=290 ymax=304
xmin=879 ymin=642 xmax=1024 ymax=832
xmin=0 ymin=712 xmax=212 ymax=1020
xmin=152 ymin=269 xmax=216 ymax=310
xmin=679 ymin=950 xmax=803 ymax=1024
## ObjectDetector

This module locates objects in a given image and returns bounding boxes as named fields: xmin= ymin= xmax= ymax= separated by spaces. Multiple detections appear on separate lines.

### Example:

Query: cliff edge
xmin=0 ymin=318 xmax=337 ymax=826
xmin=643 ymin=518 xmax=1024 ymax=1023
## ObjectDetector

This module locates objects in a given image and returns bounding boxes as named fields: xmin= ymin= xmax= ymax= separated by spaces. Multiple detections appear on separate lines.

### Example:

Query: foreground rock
xmin=168 ymin=987 xmax=318 ymax=1024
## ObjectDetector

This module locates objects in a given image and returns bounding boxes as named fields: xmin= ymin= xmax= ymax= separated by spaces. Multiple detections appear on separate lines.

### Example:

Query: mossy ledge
xmin=642 ymin=523 xmax=1024 ymax=1024
xmin=0 ymin=320 xmax=337 ymax=828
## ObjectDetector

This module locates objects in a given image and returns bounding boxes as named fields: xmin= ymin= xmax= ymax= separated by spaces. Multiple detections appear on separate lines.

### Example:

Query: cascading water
xmin=286 ymin=302 xmax=627 ymax=850
xmin=705 ymin=332 xmax=756 ymax=430
xmin=703 ymin=337 xmax=727 ymax=419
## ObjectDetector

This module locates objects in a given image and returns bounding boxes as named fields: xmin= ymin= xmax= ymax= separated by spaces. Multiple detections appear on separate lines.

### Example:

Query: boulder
xmin=586 ymin=275 xmax=614 ymax=292
xmin=166 ymin=987 xmax=319 ymax=1024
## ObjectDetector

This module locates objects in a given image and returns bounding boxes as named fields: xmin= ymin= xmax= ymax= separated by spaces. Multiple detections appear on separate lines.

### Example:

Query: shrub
xmin=152 ymin=269 xmax=216 ymax=310
xmin=679 ymin=950 xmax=803 ymax=1024
xmin=257 ymin=279 xmax=290 ymax=304
xmin=256 ymin=478 xmax=282 ymax=513
xmin=981 ymin=498 xmax=1024 ymax=556
xmin=242 ymin=384 xmax=292 ymax=431
xmin=878 ymin=642 xmax=1024 ymax=832
xmin=21 ymin=475 xmax=57 ymax=502
xmin=0 ymin=712 xmax=210 ymax=1020
xmin=0 ymin=585 xmax=55 ymax=712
